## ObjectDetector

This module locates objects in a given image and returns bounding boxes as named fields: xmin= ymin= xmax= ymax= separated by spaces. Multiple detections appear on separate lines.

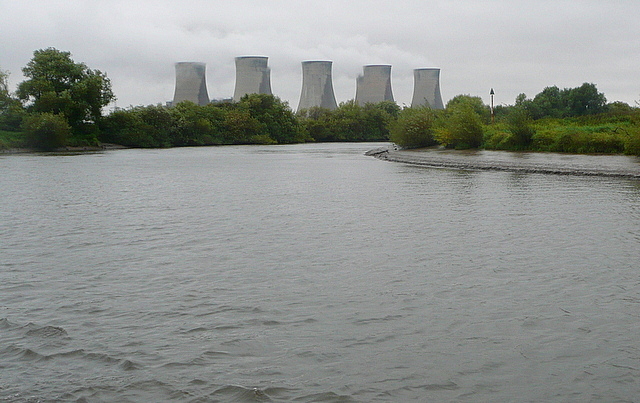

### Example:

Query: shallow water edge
xmin=368 ymin=146 xmax=640 ymax=178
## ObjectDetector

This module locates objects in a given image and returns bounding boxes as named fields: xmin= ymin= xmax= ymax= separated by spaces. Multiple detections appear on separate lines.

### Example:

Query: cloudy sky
xmin=1 ymin=0 xmax=639 ymax=110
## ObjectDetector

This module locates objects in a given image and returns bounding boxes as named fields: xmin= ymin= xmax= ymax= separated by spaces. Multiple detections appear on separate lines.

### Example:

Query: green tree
xmin=506 ymin=106 xmax=535 ymax=148
xmin=446 ymin=95 xmax=490 ymax=123
xmin=390 ymin=106 xmax=438 ymax=148
xmin=239 ymin=93 xmax=303 ymax=143
xmin=530 ymin=86 xmax=566 ymax=119
xmin=17 ymin=48 xmax=115 ymax=143
xmin=170 ymin=101 xmax=223 ymax=145
xmin=297 ymin=106 xmax=336 ymax=142
xmin=564 ymin=82 xmax=607 ymax=116
xmin=22 ymin=112 xmax=71 ymax=150
xmin=438 ymin=100 xmax=484 ymax=149
xmin=0 ymin=68 xmax=26 ymax=130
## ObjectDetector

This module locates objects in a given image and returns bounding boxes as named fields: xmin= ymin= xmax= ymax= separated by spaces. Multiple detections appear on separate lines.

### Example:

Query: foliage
xmin=100 ymin=94 xmax=305 ymax=147
xmin=297 ymin=100 xmax=397 ymax=142
xmin=437 ymin=98 xmax=484 ymax=149
xmin=0 ymin=68 xmax=26 ymax=131
xmin=17 ymin=48 xmax=115 ymax=144
xmin=238 ymin=93 xmax=304 ymax=143
xmin=0 ymin=129 xmax=26 ymax=150
xmin=389 ymin=106 xmax=438 ymax=148
xmin=505 ymin=106 xmax=535 ymax=148
xmin=516 ymin=83 xmax=607 ymax=119
xmin=446 ymin=95 xmax=491 ymax=123
xmin=22 ymin=112 xmax=71 ymax=150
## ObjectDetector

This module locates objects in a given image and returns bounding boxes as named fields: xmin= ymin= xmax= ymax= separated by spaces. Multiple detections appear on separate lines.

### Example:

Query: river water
xmin=1 ymin=143 xmax=639 ymax=402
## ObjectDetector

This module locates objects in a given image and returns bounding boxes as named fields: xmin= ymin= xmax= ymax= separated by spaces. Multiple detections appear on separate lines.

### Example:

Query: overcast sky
xmin=2 ymin=0 xmax=639 ymax=110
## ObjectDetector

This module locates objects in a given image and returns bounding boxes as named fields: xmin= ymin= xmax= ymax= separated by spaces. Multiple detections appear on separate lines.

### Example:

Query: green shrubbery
xmin=297 ymin=100 xmax=399 ymax=142
xmin=100 ymin=94 xmax=306 ymax=147
xmin=22 ymin=112 xmax=71 ymax=150
xmin=3 ymin=50 xmax=640 ymax=156
xmin=389 ymin=107 xmax=437 ymax=148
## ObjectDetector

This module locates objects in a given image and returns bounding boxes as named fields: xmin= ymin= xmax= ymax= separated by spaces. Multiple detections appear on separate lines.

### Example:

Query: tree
xmin=530 ymin=86 xmax=566 ymax=119
xmin=438 ymin=100 xmax=484 ymax=149
xmin=446 ymin=95 xmax=491 ymax=123
xmin=238 ymin=93 xmax=304 ymax=143
xmin=22 ymin=112 xmax=71 ymax=150
xmin=17 ymin=48 xmax=114 ymax=143
xmin=564 ymin=83 xmax=607 ymax=116
xmin=0 ymin=68 xmax=9 ymax=102
xmin=390 ymin=106 xmax=438 ymax=148
xmin=506 ymin=106 xmax=535 ymax=148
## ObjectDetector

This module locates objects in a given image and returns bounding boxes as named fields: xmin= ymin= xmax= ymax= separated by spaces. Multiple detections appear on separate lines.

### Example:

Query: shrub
xmin=624 ymin=128 xmax=640 ymax=156
xmin=389 ymin=107 xmax=438 ymax=148
xmin=22 ymin=112 xmax=70 ymax=150
xmin=438 ymin=104 xmax=483 ymax=149
xmin=506 ymin=107 xmax=535 ymax=148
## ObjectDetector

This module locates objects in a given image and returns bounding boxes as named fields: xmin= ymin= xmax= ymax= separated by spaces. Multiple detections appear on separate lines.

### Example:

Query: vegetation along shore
xmin=2 ymin=48 xmax=640 ymax=157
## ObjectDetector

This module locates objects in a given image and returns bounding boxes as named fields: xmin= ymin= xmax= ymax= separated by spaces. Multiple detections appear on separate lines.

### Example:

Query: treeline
xmin=99 ymin=96 xmax=399 ymax=147
xmin=389 ymin=87 xmax=640 ymax=156
xmin=2 ymin=48 xmax=640 ymax=155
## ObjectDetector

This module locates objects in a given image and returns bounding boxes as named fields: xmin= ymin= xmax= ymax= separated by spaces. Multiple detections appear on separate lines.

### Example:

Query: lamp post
xmin=490 ymin=88 xmax=495 ymax=123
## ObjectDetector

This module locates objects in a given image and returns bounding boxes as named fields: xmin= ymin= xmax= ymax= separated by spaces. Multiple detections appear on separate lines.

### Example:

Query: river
xmin=1 ymin=143 xmax=639 ymax=402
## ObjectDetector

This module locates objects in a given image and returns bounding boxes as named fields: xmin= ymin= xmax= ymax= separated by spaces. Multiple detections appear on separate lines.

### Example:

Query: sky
xmin=1 ymin=0 xmax=639 ymax=110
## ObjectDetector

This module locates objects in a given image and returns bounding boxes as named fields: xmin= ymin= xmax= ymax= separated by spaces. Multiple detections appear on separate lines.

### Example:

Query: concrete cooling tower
xmin=232 ymin=56 xmax=272 ymax=102
xmin=297 ymin=61 xmax=338 ymax=111
xmin=355 ymin=64 xmax=394 ymax=106
xmin=411 ymin=68 xmax=444 ymax=109
xmin=172 ymin=62 xmax=210 ymax=106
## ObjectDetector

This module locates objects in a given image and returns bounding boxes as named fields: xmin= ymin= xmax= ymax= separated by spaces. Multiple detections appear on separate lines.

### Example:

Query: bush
xmin=389 ymin=107 xmax=438 ymax=148
xmin=438 ymin=104 xmax=483 ymax=149
xmin=623 ymin=128 xmax=640 ymax=156
xmin=22 ymin=112 xmax=70 ymax=150
xmin=506 ymin=107 xmax=535 ymax=148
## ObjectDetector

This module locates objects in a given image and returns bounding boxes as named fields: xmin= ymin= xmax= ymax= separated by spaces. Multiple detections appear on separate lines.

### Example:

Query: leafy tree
xmin=239 ymin=93 xmax=303 ymax=143
xmin=373 ymin=100 xmax=401 ymax=119
xmin=0 ymin=68 xmax=9 ymax=105
xmin=606 ymin=101 xmax=634 ymax=116
xmin=506 ymin=106 xmax=535 ymax=148
xmin=22 ymin=112 xmax=71 ymax=150
xmin=221 ymin=108 xmax=262 ymax=144
xmin=530 ymin=86 xmax=566 ymax=119
xmin=17 ymin=48 xmax=115 ymax=143
xmin=438 ymin=101 xmax=484 ymax=148
xmin=297 ymin=106 xmax=336 ymax=142
xmin=389 ymin=106 xmax=438 ymax=148
xmin=0 ymin=68 xmax=26 ymax=131
xmin=170 ymin=101 xmax=226 ymax=145
xmin=446 ymin=95 xmax=490 ymax=123
xmin=564 ymin=83 xmax=607 ymax=116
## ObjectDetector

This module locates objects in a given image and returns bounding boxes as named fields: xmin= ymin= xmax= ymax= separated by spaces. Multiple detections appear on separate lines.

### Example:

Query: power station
xmin=297 ymin=61 xmax=338 ymax=111
xmin=411 ymin=68 xmax=444 ymax=109
xmin=172 ymin=62 xmax=210 ymax=106
xmin=233 ymin=56 xmax=272 ymax=102
xmin=170 ymin=58 xmax=446 ymax=109
xmin=355 ymin=64 xmax=394 ymax=106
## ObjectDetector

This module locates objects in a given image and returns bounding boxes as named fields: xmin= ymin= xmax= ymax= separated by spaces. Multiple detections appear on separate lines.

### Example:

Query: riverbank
xmin=0 ymin=143 xmax=129 ymax=154
xmin=368 ymin=146 xmax=640 ymax=179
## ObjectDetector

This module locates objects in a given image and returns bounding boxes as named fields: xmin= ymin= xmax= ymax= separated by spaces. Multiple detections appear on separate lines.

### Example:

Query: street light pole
xmin=490 ymin=88 xmax=495 ymax=123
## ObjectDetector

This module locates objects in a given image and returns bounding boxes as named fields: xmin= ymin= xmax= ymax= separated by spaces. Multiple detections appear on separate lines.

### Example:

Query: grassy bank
xmin=483 ymin=114 xmax=640 ymax=155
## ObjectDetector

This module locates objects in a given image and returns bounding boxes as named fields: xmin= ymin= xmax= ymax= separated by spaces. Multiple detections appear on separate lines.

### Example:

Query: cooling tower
xmin=232 ymin=56 xmax=272 ymax=102
xmin=297 ymin=61 xmax=338 ymax=111
xmin=172 ymin=62 xmax=210 ymax=106
xmin=411 ymin=68 xmax=444 ymax=109
xmin=355 ymin=64 xmax=394 ymax=106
